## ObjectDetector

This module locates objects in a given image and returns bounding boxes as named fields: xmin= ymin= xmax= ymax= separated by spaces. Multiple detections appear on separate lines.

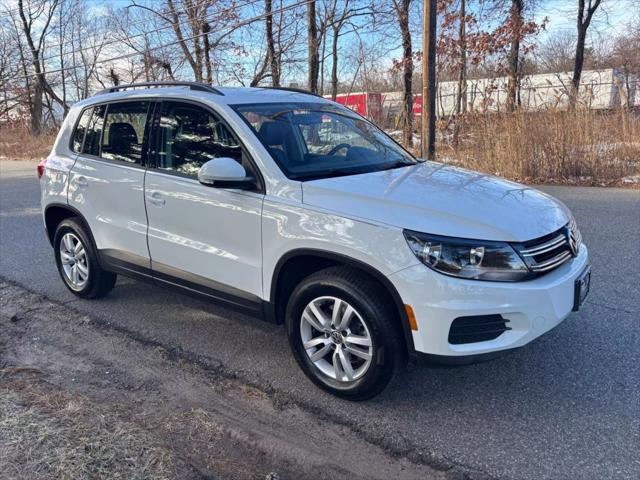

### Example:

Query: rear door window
xmin=101 ymin=101 xmax=150 ymax=164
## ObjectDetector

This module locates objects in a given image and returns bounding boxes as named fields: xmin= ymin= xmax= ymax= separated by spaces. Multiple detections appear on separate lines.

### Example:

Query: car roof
xmin=72 ymin=85 xmax=334 ymax=110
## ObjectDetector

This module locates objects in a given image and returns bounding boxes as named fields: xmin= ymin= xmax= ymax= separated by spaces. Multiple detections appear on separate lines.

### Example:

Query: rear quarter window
xmin=71 ymin=108 xmax=93 ymax=153
xmin=82 ymin=105 xmax=107 ymax=157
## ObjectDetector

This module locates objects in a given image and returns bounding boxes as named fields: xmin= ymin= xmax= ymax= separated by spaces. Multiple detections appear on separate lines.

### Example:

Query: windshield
xmin=232 ymin=102 xmax=417 ymax=180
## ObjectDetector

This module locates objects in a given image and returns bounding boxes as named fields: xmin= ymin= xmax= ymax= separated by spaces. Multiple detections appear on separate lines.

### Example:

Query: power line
xmin=38 ymin=0 xmax=265 ymax=63
xmin=9 ymin=0 xmax=315 ymax=83
xmin=0 ymin=0 xmax=48 ymax=20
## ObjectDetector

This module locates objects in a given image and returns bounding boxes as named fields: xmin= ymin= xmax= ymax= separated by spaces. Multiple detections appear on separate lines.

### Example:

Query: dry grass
xmin=0 ymin=124 xmax=56 ymax=161
xmin=2 ymin=110 xmax=639 ymax=185
xmin=438 ymin=109 xmax=640 ymax=186
xmin=0 ymin=377 xmax=183 ymax=480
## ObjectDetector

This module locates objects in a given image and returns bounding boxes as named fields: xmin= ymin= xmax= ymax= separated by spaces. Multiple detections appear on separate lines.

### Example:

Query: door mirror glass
xmin=198 ymin=157 xmax=256 ymax=190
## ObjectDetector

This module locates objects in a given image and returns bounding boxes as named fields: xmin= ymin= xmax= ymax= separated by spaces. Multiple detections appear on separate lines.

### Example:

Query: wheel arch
xmin=269 ymin=248 xmax=416 ymax=358
xmin=44 ymin=203 xmax=97 ymax=252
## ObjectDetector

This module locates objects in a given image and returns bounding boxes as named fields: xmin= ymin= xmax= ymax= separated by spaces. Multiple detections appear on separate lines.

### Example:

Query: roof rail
xmin=96 ymin=81 xmax=224 ymax=96
xmin=260 ymin=86 xmax=323 ymax=98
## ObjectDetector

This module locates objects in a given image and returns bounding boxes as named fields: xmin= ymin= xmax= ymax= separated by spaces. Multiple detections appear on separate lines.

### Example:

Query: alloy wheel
xmin=59 ymin=232 xmax=89 ymax=290
xmin=300 ymin=296 xmax=373 ymax=382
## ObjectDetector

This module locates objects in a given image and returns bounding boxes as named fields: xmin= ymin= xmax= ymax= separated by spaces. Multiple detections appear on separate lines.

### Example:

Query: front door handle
xmin=147 ymin=191 xmax=166 ymax=206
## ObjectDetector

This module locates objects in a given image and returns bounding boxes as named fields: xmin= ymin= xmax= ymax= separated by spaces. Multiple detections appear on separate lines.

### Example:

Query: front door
xmin=144 ymin=100 xmax=264 ymax=311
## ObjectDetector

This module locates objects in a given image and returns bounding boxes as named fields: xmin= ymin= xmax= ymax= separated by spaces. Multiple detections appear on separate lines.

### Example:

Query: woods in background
xmin=0 ymin=0 xmax=638 ymax=138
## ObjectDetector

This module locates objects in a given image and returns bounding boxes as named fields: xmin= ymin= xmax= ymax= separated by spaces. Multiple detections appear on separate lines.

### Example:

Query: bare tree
xmin=113 ymin=7 xmax=177 ymax=84
xmin=537 ymin=31 xmax=578 ymax=73
xmin=571 ymin=0 xmax=602 ymax=106
xmin=307 ymin=0 xmax=320 ymax=92
xmin=17 ymin=0 xmax=67 ymax=133
xmin=131 ymin=0 xmax=240 ymax=84
xmin=392 ymin=0 xmax=413 ymax=147
xmin=235 ymin=1 xmax=304 ymax=87
xmin=320 ymin=0 xmax=371 ymax=100
xmin=456 ymin=0 xmax=468 ymax=115
xmin=505 ymin=0 xmax=524 ymax=111
xmin=265 ymin=0 xmax=280 ymax=86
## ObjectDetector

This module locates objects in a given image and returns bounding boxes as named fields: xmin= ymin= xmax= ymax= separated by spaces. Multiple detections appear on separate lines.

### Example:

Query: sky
xmin=1 ymin=0 xmax=636 ymax=89
xmin=80 ymin=0 xmax=640 ymax=56
xmin=535 ymin=0 xmax=637 ymax=39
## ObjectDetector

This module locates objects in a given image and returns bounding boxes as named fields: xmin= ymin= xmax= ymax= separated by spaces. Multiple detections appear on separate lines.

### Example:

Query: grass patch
xmin=0 ymin=124 xmax=56 ymax=161
xmin=0 ymin=377 xmax=184 ymax=480
xmin=438 ymin=109 xmax=640 ymax=186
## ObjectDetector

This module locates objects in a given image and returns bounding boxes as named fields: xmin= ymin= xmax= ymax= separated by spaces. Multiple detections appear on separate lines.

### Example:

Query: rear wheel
xmin=286 ymin=266 xmax=404 ymax=400
xmin=54 ymin=218 xmax=116 ymax=298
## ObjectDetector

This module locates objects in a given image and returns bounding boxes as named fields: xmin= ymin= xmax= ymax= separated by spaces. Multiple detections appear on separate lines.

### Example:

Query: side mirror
xmin=198 ymin=157 xmax=257 ymax=190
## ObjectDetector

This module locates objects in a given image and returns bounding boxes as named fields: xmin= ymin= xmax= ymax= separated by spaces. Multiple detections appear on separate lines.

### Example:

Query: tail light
xmin=37 ymin=158 xmax=48 ymax=179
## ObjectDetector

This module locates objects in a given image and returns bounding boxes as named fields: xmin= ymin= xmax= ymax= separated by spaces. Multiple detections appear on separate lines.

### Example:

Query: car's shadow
xmin=107 ymin=276 xmax=615 ymax=414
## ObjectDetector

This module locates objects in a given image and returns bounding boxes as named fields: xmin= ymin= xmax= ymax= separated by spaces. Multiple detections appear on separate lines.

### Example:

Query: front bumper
xmin=389 ymin=246 xmax=589 ymax=357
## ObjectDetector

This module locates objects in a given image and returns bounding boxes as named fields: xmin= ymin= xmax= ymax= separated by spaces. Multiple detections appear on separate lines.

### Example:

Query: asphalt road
xmin=1 ymin=160 xmax=639 ymax=480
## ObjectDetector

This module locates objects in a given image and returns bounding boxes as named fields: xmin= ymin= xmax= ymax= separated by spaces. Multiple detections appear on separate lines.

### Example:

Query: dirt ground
xmin=0 ymin=280 xmax=455 ymax=480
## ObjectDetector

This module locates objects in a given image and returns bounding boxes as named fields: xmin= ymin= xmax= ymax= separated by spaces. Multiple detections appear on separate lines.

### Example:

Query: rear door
xmin=68 ymin=100 xmax=153 ymax=274
xmin=144 ymin=100 xmax=264 ymax=310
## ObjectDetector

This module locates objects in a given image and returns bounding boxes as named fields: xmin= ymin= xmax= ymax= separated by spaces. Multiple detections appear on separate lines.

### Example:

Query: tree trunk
xmin=307 ymin=1 xmax=319 ymax=93
xmin=456 ymin=0 xmax=467 ymax=115
xmin=506 ymin=0 xmax=523 ymax=112
xmin=571 ymin=29 xmax=588 ymax=102
xmin=453 ymin=0 xmax=467 ymax=147
xmin=396 ymin=0 xmax=413 ymax=148
xmin=109 ymin=68 xmax=120 ymax=86
xmin=265 ymin=0 xmax=280 ymax=86
xmin=571 ymin=0 xmax=602 ymax=107
xmin=31 ymin=80 xmax=43 ymax=135
xmin=331 ymin=26 xmax=339 ymax=100
xmin=202 ymin=22 xmax=213 ymax=84
xmin=167 ymin=0 xmax=201 ymax=82
xmin=58 ymin=3 xmax=68 ymax=117
xmin=193 ymin=36 xmax=204 ymax=82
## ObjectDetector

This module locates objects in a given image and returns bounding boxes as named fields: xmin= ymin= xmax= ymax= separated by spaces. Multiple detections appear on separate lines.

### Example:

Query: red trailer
xmin=325 ymin=92 xmax=383 ymax=122
xmin=412 ymin=94 xmax=422 ymax=116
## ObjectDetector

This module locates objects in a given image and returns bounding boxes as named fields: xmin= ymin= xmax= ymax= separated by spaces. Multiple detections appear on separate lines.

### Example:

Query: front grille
xmin=513 ymin=222 xmax=580 ymax=275
xmin=448 ymin=315 xmax=511 ymax=344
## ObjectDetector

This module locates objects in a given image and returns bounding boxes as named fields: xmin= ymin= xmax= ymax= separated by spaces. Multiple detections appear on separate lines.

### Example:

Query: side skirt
xmin=98 ymin=249 xmax=275 ymax=322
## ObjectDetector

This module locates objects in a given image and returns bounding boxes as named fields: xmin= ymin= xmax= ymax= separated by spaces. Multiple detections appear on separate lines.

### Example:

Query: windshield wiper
xmin=289 ymin=167 xmax=361 ymax=181
xmin=290 ymin=162 xmax=413 ymax=181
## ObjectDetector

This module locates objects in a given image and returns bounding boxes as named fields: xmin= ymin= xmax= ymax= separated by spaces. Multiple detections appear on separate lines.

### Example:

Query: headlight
xmin=403 ymin=230 xmax=531 ymax=282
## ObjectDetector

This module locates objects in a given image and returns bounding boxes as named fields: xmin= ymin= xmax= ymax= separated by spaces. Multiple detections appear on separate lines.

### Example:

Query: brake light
xmin=37 ymin=158 xmax=48 ymax=179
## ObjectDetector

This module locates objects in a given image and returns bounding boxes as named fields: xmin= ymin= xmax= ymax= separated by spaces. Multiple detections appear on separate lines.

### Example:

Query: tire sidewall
xmin=286 ymin=276 xmax=397 ymax=399
xmin=54 ymin=219 xmax=100 ymax=297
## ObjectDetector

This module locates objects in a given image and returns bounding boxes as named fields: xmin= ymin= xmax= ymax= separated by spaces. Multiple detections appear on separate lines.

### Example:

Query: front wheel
xmin=285 ymin=266 xmax=404 ymax=400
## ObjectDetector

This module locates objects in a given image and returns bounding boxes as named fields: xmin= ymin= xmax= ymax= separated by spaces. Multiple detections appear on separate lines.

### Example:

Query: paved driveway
xmin=1 ymin=160 xmax=639 ymax=479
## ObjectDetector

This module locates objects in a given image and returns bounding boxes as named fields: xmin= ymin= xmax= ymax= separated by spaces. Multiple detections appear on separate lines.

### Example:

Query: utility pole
xmin=421 ymin=0 xmax=437 ymax=160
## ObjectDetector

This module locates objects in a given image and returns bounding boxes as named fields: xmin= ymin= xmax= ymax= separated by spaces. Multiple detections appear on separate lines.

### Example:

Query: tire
xmin=285 ymin=266 xmax=404 ymax=400
xmin=53 ymin=218 xmax=117 ymax=299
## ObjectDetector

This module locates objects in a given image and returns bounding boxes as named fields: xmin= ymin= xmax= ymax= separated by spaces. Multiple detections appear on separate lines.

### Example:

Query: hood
xmin=301 ymin=162 xmax=571 ymax=242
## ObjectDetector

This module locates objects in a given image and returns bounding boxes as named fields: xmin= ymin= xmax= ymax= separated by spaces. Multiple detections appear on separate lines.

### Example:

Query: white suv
xmin=39 ymin=82 xmax=591 ymax=399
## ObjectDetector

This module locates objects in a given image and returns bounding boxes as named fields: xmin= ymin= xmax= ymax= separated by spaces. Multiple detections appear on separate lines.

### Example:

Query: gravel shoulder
xmin=0 ymin=280 xmax=455 ymax=480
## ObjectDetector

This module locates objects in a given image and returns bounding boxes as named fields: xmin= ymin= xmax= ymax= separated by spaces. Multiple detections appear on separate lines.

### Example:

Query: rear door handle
xmin=147 ymin=191 xmax=166 ymax=206
xmin=76 ymin=176 xmax=88 ymax=188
